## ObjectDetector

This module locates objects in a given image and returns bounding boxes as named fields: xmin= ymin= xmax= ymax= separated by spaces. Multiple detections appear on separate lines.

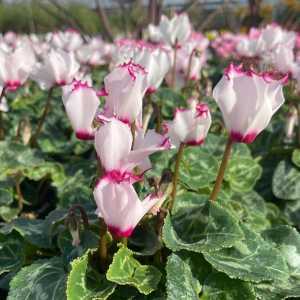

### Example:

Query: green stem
xmin=30 ymin=87 xmax=54 ymax=147
xmin=210 ymin=138 xmax=233 ymax=202
xmin=121 ymin=237 xmax=128 ymax=247
xmin=168 ymin=143 xmax=185 ymax=211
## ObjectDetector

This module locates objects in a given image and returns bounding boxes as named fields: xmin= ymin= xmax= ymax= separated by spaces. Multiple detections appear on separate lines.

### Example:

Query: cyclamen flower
xmin=0 ymin=44 xmax=35 ymax=91
xmin=269 ymin=45 xmax=297 ymax=74
xmin=259 ymin=24 xmax=296 ymax=51
xmin=113 ymin=40 xmax=172 ymax=94
xmin=76 ymin=37 xmax=114 ymax=66
xmin=212 ymin=64 xmax=287 ymax=144
xmin=166 ymin=100 xmax=211 ymax=147
xmin=31 ymin=49 xmax=80 ymax=90
xmin=93 ymin=118 xmax=170 ymax=237
xmin=166 ymin=34 xmax=208 ymax=88
xmin=94 ymin=118 xmax=170 ymax=178
xmin=94 ymin=178 xmax=161 ymax=237
xmin=49 ymin=30 xmax=83 ymax=52
xmin=148 ymin=14 xmax=192 ymax=46
xmin=62 ymin=80 xmax=99 ymax=140
xmin=103 ymin=60 xmax=148 ymax=124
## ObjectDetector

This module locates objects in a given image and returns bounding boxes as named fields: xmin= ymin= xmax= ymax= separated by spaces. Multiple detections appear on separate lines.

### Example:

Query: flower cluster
xmin=0 ymin=14 xmax=290 ymax=238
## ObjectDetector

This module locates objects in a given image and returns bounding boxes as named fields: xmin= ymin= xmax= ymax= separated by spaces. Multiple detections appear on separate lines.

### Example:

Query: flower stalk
xmin=0 ymin=87 xmax=6 ymax=140
xmin=210 ymin=138 xmax=233 ymax=202
xmin=15 ymin=173 xmax=24 ymax=211
xmin=168 ymin=142 xmax=185 ymax=211
xmin=30 ymin=87 xmax=54 ymax=147
xmin=99 ymin=219 xmax=108 ymax=269
xmin=297 ymin=103 xmax=300 ymax=146
xmin=185 ymin=48 xmax=196 ymax=84
xmin=170 ymin=41 xmax=178 ymax=88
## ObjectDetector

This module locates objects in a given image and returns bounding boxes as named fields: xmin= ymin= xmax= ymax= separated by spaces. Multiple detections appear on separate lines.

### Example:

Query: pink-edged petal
xmin=94 ymin=118 xmax=132 ymax=172
xmin=63 ymin=84 xmax=99 ymax=140
xmin=93 ymin=179 xmax=160 ymax=238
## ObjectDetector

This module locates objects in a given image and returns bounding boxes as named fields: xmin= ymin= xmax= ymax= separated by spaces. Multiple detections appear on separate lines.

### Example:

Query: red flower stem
xmin=168 ymin=142 xmax=185 ymax=211
xmin=210 ymin=137 xmax=233 ymax=202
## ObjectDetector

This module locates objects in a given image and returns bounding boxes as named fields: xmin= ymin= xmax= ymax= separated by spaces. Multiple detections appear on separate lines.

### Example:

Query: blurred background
xmin=0 ymin=0 xmax=298 ymax=36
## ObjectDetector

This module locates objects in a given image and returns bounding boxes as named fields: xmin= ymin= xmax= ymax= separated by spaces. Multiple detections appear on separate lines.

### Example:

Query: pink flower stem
xmin=170 ymin=40 xmax=178 ymax=88
xmin=30 ymin=87 xmax=54 ymax=147
xmin=168 ymin=142 xmax=185 ymax=211
xmin=210 ymin=137 xmax=233 ymax=202
xmin=0 ymin=87 xmax=6 ymax=140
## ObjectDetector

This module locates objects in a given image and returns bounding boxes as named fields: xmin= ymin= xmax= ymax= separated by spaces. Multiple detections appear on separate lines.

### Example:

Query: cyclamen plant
xmin=1 ymin=13 xmax=300 ymax=300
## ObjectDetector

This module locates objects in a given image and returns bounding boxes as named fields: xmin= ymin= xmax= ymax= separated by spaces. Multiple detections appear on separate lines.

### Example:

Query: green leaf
xmin=153 ymin=87 xmax=185 ymax=119
xmin=162 ymin=197 xmax=243 ymax=253
xmin=225 ymin=157 xmax=262 ymax=192
xmin=201 ymin=273 xmax=256 ymax=300
xmin=166 ymin=253 xmax=201 ymax=300
xmin=8 ymin=257 xmax=67 ymax=300
xmin=128 ymin=225 xmax=161 ymax=256
xmin=179 ymin=148 xmax=219 ymax=190
xmin=228 ymin=192 xmax=271 ymax=232
xmin=203 ymin=224 xmax=289 ymax=282
xmin=0 ymin=206 xmax=20 ymax=222
xmin=284 ymin=200 xmax=300 ymax=227
xmin=253 ymin=225 xmax=300 ymax=299
xmin=0 ymin=218 xmax=51 ymax=249
xmin=57 ymin=170 xmax=93 ymax=207
xmin=0 ymin=180 xmax=14 ymax=206
xmin=106 ymin=246 xmax=161 ymax=295
xmin=0 ymin=236 xmax=25 ymax=275
xmin=273 ymin=160 xmax=300 ymax=200
xmin=58 ymin=229 xmax=99 ymax=256
xmin=67 ymin=250 xmax=116 ymax=300
xmin=292 ymin=149 xmax=300 ymax=168
xmin=0 ymin=141 xmax=44 ymax=179
xmin=202 ymin=134 xmax=251 ymax=158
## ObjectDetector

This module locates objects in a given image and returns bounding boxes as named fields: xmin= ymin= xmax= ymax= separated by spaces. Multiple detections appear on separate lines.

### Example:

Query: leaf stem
xmin=30 ymin=87 xmax=54 ymax=147
xmin=168 ymin=143 xmax=185 ymax=211
xmin=210 ymin=137 xmax=233 ymax=202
